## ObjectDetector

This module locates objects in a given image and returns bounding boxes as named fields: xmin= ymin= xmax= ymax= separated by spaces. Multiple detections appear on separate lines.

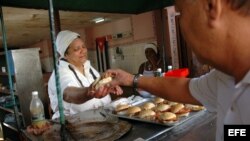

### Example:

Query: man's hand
xmin=105 ymin=69 xmax=134 ymax=87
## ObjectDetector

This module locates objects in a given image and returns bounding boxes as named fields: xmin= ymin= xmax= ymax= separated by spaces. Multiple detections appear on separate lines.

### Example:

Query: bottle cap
xmin=32 ymin=91 xmax=38 ymax=95
xmin=168 ymin=65 xmax=173 ymax=70
xmin=157 ymin=68 xmax=162 ymax=72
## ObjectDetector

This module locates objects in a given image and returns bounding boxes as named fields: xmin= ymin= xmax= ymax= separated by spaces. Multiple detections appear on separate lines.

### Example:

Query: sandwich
xmin=153 ymin=97 xmax=165 ymax=104
xmin=115 ymin=104 xmax=130 ymax=112
xmin=114 ymin=104 xmax=131 ymax=115
xmin=138 ymin=109 xmax=156 ymax=121
xmin=126 ymin=106 xmax=141 ymax=117
xmin=92 ymin=76 xmax=112 ymax=89
xmin=165 ymin=100 xmax=178 ymax=106
xmin=185 ymin=104 xmax=205 ymax=111
xmin=158 ymin=112 xmax=177 ymax=124
xmin=154 ymin=104 xmax=171 ymax=113
xmin=141 ymin=102 xmax=156 ymax=110
xmin=170 ymin=103 xmax=190 ymax=117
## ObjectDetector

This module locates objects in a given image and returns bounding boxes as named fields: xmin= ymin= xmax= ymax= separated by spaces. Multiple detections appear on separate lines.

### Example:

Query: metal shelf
xmin=0 ymin=72 xmax=14 ymax=76
xmin=2 ymin=122 xmax=18 ymax=132
xmin=0 ymin=106 xmax=22 ymax=116
xmin=0 ymin=89 xmax=16 ymax=95
xmin=0 ymin=72 xmax=8 ymax=76
xmin=0 ymin=89 xmax=11 ymax=94
xmin=0 ymin=48 xmax=44 ymax=140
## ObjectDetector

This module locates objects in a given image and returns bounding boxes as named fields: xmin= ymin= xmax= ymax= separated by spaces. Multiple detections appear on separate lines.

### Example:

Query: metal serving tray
xmin=108 ymin=98 xmax=205 ymax=127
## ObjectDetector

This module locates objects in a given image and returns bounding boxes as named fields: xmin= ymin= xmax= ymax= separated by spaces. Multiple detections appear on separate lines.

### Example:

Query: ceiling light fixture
xmin=93 ymin=17 xmax=105 ymax=23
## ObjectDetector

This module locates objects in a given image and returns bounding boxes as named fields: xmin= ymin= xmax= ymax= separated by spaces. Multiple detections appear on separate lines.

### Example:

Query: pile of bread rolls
xmin=114 ymin=97 xmax=205 ymax=124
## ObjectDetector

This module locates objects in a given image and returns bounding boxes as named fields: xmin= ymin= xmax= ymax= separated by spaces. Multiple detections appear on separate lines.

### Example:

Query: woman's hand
xmin=88 ymin=84 xmax=110 ymax=99
xmin=108 ymin=85 xmax=123 ymax=95
xmin=88 ymin=82 xmax=123 ymax=99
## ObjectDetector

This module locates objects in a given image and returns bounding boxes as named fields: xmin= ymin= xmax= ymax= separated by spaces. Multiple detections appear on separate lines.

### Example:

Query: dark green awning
xmin=0 ymin=0 xmax=174 ymax=14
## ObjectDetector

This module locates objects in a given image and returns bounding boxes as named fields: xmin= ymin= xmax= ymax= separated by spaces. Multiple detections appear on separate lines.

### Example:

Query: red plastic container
xmin=164 ymin=68 xmax=189 ymax=78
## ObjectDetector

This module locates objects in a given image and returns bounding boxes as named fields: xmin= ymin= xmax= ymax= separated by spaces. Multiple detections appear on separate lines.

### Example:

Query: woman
xmin=138 ymin=43 xmax=162 ymax=75
xmin=48 ymin=30 xmax=121 ymax=119
xmin=137 ymin=43 xmax=162 ymax=97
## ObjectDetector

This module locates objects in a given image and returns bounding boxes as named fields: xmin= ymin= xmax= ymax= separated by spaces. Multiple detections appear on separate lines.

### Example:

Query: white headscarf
xmin=144 ymin=43 xmax=157 ymax=53
xmin=56 ymin=30 xmax=80 ymax=58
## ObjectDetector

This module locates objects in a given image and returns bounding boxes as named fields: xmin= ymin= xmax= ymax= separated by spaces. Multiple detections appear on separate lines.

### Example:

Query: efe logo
xmin=228 ymin=129 xmax=246 ymax=136
xmin=224 ymin=125 xmax=250 ymax=141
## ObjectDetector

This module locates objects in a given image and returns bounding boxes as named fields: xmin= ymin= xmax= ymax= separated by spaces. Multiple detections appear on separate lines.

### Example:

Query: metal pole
xmin=104 ymin=40 xmax=110 ymax=69
xmin=96 ymin=40 xmax=101 ymax=72
xmin=47 ymin=0 xmax=66 ymax=140
xmin=160 ymin=8 xmax=167 ymax=72
xmin=0 ymin=6 xmax=21 ymax=130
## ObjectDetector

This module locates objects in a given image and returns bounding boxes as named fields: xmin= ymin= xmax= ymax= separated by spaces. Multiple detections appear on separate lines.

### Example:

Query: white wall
xmin=88 ymin=42 xmax=156 ymax=74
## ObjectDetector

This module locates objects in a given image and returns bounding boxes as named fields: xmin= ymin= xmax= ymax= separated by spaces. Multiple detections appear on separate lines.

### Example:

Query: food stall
xmin=0 ymin=0 xmax=216 ymax=140
xmin=23 ymin=106 xmax=216 ymax=141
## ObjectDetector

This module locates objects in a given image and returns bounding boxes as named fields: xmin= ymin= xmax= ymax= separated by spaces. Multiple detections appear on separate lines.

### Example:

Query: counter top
xmin=118 ymin=110 xmax=216 ymax=141
xmin=22 ymin=110 xmax=216 ymax=141
xmin=157 ymin=111 xmax=216 ymax=141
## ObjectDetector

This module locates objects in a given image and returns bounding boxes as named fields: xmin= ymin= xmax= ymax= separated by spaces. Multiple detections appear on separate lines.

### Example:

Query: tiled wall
xmin=88 ymin=42 xmax=156 ymax=74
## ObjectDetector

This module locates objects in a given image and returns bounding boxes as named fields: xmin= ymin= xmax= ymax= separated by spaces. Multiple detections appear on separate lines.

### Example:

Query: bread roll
xmin=138 ymin=109 xmax=156 ymax=120
xmin=153 ymin=97 xmax=165 ymax=104
xmin=185 ymin=104 xmax=205 ymax=111
xmin=93 ymin=76 xmax=112 ymax=89
xmin=154 ymin=104 xmax=171 ymax=112
xmin=141 ymin=102 xmax=156 ymax=110
xmin=126 ymin=106 xmax=141 ymax=117
xmin=158 ymin=112 xmax=177 ymax=123
xmin=171 ymin=103 xmax=190 ymax=117
xmin=115 ymin=104 xmax=130 ymax=112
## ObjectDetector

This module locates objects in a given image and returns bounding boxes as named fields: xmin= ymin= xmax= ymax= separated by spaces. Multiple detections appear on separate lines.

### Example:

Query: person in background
xmin=138 ymin=43 xmax=162 ymax=75
xmin=106 ymin=0 xmax=250 ymax=141
xmin=48 ymin=30 xmax=122 ymax=119
xmin=137 ymin=43 xmax=162 ymax=97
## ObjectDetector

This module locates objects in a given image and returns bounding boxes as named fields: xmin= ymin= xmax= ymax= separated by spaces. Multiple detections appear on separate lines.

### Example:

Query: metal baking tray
xmin=108 ymin=98 xmax=205 ymax=126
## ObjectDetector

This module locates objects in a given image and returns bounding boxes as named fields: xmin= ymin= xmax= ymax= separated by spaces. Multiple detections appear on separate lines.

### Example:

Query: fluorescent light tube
xmin=93 ymin=17 xmax=105 ymax=23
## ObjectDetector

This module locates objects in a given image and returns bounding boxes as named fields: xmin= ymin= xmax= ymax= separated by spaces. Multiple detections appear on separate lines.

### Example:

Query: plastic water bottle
xmin=29 ymin=91 xmax=45 ymax=128
xmin=168 ymin=65 xmax=173 ymax=71
xmin=154 ymin=68 xmax=162 ymax=77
